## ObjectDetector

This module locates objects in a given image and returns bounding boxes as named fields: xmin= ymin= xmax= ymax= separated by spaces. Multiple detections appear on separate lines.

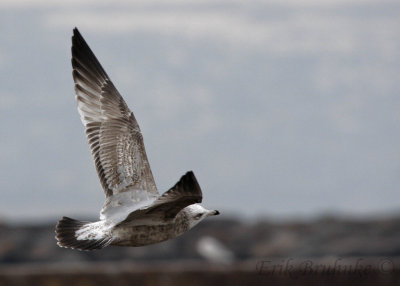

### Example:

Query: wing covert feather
xmin=71 ymin=28 xmax=158 ymax=198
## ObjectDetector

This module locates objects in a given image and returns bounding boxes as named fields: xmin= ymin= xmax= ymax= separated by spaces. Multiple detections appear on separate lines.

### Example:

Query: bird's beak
xmin=208 ymin=210 xmax=220 ymax=216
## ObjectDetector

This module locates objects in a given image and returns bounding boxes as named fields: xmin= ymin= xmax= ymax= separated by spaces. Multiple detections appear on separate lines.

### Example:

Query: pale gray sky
xmin=1 ymin=0 xmax=400 ymax=221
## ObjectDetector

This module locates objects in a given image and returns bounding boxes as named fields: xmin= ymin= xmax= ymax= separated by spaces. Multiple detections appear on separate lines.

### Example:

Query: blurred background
xmin=1 ymin=0 xmax=400 ymax=285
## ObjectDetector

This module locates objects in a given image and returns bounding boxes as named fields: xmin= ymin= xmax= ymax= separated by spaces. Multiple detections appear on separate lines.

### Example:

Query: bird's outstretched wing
xmin=71 ymin=28 xmax=158 ymax=203
xmin=117 ymin=171 xmax=202 ymax=225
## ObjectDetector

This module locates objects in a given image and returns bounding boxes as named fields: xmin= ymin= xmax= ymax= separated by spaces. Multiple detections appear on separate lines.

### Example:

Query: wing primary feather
xmin=71 ymin=28 xmax=158 ymax=201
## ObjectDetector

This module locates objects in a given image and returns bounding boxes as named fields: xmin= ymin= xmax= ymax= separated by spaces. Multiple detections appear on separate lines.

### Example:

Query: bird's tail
xmin=55 ymin=216 xmax=113 ymax=251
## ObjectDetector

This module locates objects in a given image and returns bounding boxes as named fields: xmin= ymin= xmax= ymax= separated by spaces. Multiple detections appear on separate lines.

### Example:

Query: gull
xmin=55 ymin=28 xmax=219 ymax=251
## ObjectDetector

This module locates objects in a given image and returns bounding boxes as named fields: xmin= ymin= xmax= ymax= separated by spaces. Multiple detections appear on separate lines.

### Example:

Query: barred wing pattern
xmin=71 ymin=28 xmax=158 ymax=199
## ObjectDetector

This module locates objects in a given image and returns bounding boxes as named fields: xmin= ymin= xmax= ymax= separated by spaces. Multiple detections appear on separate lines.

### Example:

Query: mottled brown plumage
xmin=55 ymin=28 xmax=219 ymax=251
xmin=72 ymin=28 xmax=157 ymax=198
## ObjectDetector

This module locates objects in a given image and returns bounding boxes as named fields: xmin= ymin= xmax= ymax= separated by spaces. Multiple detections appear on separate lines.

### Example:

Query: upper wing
xmin=117 ymin=171 xmax=202 ymax=225
xmin=71 ymin=28 xmax=158 ymax=199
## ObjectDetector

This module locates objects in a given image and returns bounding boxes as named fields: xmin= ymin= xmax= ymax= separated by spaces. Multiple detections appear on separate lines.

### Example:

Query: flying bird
xmin=55 ymin=28 xmax=219 ymax=251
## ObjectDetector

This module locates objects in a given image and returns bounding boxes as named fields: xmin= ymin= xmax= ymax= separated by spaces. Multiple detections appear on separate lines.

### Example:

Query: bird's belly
xmin=111 ymin=223 xmax=183 ymax=247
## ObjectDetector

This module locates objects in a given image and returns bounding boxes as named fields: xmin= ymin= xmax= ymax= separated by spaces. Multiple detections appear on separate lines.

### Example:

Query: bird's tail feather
xmin=55 ymin=216 xmax=112 ymax=251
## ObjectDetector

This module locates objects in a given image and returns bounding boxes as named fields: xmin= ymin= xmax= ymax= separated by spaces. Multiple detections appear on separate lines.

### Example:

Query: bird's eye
xmin=194 ymin=214 xmax=202 ymax=220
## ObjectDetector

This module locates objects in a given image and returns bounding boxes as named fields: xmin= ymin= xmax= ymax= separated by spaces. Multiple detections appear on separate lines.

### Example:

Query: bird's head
xmin=185 ymin=204 xmax=220 ymax=229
